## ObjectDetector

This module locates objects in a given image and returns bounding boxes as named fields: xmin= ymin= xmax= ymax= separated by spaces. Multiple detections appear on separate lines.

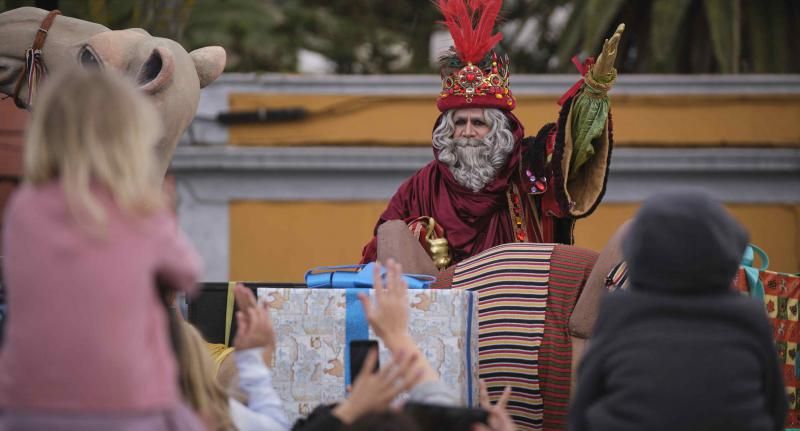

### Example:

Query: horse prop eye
xmin=78 ymin=45 xmax=101 ymax=69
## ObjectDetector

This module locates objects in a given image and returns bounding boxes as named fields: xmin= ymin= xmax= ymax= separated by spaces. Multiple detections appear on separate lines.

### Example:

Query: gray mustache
xmin=454 ymin=137 xmax=486 ymax=148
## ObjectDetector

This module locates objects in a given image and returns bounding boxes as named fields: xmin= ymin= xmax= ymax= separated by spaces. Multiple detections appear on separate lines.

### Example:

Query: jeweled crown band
xmin=436 ymin=51 xmax=516 ymax=112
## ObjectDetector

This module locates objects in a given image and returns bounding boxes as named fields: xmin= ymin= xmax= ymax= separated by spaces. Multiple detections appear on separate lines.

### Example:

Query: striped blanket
xmin=451 ymin=243 xmax=597 ymax=431
xmin=541 ymin=245 xmax=597 ymax=430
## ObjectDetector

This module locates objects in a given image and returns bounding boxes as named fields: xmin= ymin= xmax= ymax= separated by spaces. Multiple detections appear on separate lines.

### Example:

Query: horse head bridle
xmin=5 ymin=10 xmax=61 ymax=110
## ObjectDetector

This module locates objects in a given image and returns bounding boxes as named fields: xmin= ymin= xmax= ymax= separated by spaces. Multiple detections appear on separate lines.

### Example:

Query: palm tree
xmin=554 ymin=0 xmax=800 ymax=73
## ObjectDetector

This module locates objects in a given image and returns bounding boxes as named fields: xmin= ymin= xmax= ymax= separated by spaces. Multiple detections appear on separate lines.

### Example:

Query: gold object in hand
xmin=425 ymin=218 xmax=452 ymax=270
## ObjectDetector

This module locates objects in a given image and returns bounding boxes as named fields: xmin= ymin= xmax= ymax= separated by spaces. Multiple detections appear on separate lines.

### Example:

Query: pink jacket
xmin=0 ymin=182 xmax=201 ymax=412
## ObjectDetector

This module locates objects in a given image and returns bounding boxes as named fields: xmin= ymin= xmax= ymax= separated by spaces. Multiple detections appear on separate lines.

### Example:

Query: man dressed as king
xmin=362 ymin=0 xmax=625 ymax=268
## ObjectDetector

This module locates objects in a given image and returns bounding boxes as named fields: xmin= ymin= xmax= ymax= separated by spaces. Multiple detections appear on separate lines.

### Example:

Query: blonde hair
xmin=24 ymin=67 xmax=164 ymax=232
xmin=177 ymin=321 xmax=237 ymax=431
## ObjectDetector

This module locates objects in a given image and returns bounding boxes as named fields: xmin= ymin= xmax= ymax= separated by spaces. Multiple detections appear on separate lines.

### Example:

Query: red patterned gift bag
xmin=735 ymin=244 xmax=800 ymax=429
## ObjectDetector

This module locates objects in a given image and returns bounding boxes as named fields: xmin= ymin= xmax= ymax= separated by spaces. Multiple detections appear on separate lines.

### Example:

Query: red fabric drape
xmin=361 ymin=111 xmax=536 ymax=264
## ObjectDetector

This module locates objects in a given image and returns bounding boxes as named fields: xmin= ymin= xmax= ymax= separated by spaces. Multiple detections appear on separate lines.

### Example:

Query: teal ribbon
xmin=344 ymin=288 xmax=370 ymax=390
xmin=305 ymin=264 xmax=366 ymax=289
xmin=741 ymin=244 xmax=769 ymax=301
xmin=305 ymin=263 xmax=434 ymax=290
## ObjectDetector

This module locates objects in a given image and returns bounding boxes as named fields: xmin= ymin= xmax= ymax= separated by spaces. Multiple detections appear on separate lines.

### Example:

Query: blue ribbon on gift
xmin=741 ymin=244 xmax=769 ymax=301
xmin=304 ymin=264 xmax=476 ymax=396
xmin=344 ymin=288 xmax=370 ymax=388
xmin=305 ymin=262 xmax=436 ymax=290
xmin=305 ymin=263 xmax=434 ymax=390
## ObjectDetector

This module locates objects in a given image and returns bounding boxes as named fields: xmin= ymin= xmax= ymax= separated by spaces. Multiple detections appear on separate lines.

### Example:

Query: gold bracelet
xmin=584 ymin=66 xmax=616 ymax=93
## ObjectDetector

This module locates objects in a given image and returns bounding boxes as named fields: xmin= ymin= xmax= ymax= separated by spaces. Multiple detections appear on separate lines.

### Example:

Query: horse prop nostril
xmin=137 ymin=49 xmax=163 ymax=86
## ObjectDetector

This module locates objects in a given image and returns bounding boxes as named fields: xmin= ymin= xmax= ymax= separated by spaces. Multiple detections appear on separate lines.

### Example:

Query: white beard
xmin=437 ymin=136 xmax=510 ymax=192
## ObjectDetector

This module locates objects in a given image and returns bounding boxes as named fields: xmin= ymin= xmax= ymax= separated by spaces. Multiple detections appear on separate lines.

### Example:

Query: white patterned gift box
xmin=256 ymin=287 xmax=479 ymax=423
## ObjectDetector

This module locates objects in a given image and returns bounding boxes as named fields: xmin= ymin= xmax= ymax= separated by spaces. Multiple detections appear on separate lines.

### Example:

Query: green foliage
xmin=3 ymin=0 xmax=798 ymax=73
xmin=1 ymin=0 xmax=32 ymax=10
xmin=183 ymin=0 xmax=442 ymax=73
xmin=556 ymin=0 xmax=800 ymax=73
xmin=502 ymin=0 xmax=572 ymax=73
xmin=744 ymin=0 xmax=790 ymax=73
xmin=580 ymin=0 xmax=625 ymax=55
xmin=703 ymin=0 xmax=738 ymax=73
xmin=183 ymin=0 xmax=297 ymax=71
xmin=648 ymin=0 xmax=692 ymax=72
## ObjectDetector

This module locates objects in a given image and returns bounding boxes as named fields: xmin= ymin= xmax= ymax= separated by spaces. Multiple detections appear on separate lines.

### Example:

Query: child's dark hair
xmin=346 ymin=411 xmax=421 ymax=431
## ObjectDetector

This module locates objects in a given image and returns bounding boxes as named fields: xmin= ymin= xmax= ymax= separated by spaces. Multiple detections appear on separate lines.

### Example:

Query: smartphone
xmin=349 ymin=339 xmax=379 ymax=379
xmin=404 ymin=402 xmax=489 ymax=431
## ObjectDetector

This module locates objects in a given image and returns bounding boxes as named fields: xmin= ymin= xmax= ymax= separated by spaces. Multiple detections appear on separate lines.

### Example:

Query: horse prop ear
xmin=189 ymin=46 xmax=225 ymax=88
xmin=137 ymin=46 xmax=175 ymax=94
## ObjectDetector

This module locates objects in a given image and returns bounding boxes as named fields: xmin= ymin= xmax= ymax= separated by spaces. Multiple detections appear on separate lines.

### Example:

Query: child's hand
xmin=358 ymin=259 xmax=411 ymax=349
xmin=358 ymin=259 xmax=440 ymax=386
xmin=332 ymin=348 xmax=422 ymax=424
xmin=473 ymin=380 xmax=515 ymax=431
xmin=233 ymin=282 xmax=258 ymax=310
xmin=233 ymin=284 xmax=276 ymax=360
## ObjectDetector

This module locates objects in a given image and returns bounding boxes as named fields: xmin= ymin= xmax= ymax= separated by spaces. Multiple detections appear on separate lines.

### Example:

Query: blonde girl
xmin=0 ymin=68 xmax=203 ymax=431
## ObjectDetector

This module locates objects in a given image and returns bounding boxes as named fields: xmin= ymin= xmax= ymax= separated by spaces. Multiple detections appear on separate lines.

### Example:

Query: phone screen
xmin=349 ymin=339 xmax=379 ymax=379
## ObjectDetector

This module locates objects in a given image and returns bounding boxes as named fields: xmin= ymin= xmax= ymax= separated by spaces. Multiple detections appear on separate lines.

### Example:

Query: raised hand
xmin=358 ymin=259 xmax=439 ymax=385
xmin=594 ymin=23 xmax=625 ymax=79
xmin=233 ymin=282 xmax=258 ymax=310
xmin=332 ymin=348 xmax=423 ymax=424
xmin=358 ymin=259 xmax=411 ymax=349
xmin=232 ymin=283 xmax=276 ymax=362
xmin=473 ymin=379 xmax=515 ymax=431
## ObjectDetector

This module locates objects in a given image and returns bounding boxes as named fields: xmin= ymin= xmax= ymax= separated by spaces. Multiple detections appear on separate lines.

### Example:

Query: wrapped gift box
xmin=187 ymin=282 xmax=304 ymax=344
xmin=256 ymin=287 xmax=479 ymax=422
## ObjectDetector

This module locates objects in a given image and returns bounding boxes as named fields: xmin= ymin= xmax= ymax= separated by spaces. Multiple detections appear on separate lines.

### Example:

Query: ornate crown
xmin=438 ymin=50 xmax=514 ymax=111
xmin=435 ymin=0 xmax=515 ymax=112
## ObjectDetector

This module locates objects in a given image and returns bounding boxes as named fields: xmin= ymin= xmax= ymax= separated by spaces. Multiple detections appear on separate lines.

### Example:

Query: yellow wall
xmin=229 ymin=94 xmax=800 ymax=147
xmin=227 ymin=91 xmax=800 ymax=282
xmin=230 ymin=201 xmax=800 ymax=282
xmin=230 ymin=201 xmax=387 ymax=282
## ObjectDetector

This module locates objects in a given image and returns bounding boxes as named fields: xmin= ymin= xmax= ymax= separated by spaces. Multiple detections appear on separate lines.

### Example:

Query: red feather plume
xmin=438 ymin=0 xmax=503 ymax=64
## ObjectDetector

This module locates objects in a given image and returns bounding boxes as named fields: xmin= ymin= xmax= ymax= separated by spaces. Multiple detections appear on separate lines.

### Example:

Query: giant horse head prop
xmin=0 ymin=7 xmax=225 ymax=178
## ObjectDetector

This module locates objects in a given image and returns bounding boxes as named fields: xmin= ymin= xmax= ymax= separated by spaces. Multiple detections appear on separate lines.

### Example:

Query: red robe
xmin=361 ymin=110 xmax=576 ymax=265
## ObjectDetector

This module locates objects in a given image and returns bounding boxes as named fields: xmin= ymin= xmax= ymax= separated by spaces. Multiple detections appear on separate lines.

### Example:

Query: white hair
xmin=432 ymin=109 xmax=515 ymax=192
